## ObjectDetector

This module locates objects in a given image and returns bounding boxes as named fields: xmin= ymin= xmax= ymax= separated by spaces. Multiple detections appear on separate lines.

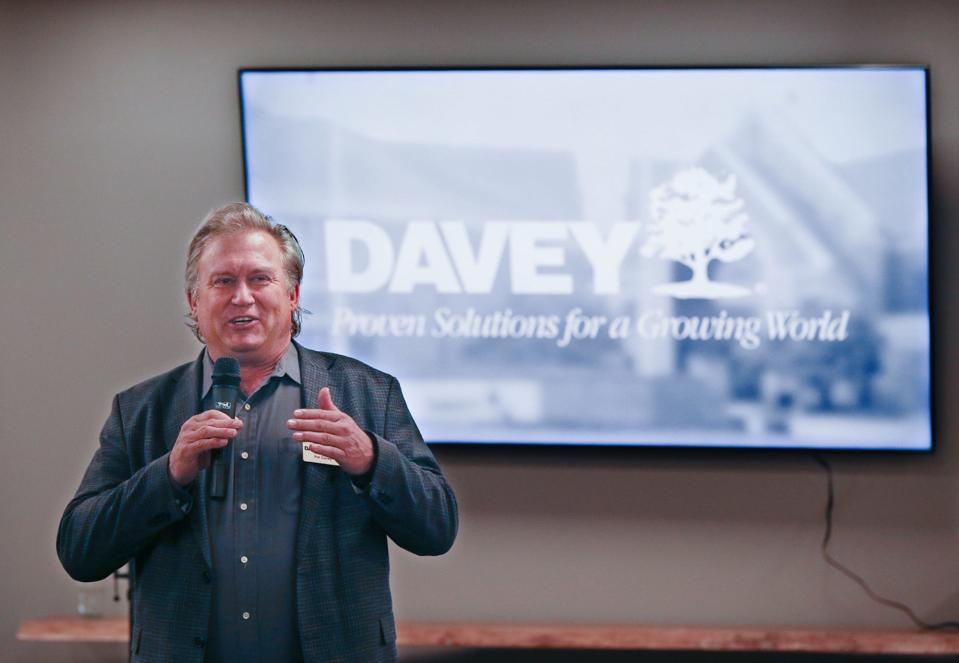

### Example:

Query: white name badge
xmin=302 ymin=443 xmax=339 ymax=466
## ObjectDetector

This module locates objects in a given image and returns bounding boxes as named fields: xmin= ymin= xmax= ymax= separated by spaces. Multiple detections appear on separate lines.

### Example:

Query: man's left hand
xmin=287 ymin=387 xmax=374 ymax=476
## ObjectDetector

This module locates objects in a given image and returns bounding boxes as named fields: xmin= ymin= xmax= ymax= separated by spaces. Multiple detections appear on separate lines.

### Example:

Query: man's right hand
xmin=168 ymin=410 xmax=243 ymax=487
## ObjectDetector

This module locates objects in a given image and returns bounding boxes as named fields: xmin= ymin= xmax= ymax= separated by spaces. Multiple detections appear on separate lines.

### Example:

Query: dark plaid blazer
xmin=57 ymin=342 xmax=458 ymax=662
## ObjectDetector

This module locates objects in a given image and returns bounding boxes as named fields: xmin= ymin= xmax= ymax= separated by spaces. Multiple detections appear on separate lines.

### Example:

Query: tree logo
xmin=641 ymin=167 xmax=754 ymax=299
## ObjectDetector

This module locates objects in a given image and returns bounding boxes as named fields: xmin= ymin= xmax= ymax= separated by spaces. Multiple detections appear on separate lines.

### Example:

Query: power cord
xmin=813 ymin=453 xmax=959 ymax=631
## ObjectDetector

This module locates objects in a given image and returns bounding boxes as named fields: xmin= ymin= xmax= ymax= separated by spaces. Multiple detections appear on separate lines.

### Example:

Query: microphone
xmin=209 ymin=357 xmax=240 ymax=499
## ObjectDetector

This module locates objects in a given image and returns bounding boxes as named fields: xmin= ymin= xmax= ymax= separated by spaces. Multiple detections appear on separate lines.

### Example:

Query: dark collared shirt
xmin=202 ymin=344 xmax=304 ymax=663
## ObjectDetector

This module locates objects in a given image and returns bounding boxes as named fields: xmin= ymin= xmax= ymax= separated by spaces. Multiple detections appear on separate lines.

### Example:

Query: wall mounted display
xmin=240 ymin=66 xmax=931 ymax=451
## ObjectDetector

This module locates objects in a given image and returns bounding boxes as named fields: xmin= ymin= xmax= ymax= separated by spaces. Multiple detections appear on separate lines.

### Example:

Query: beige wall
xmin=2 ymin=1 xmax=958 ymax=661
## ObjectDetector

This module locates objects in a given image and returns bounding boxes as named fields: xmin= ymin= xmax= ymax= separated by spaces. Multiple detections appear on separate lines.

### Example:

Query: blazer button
xmin=194 ymin=636 xmax=206 ymax=648
xmin=202 ymin=569 xmax=212 ymax=583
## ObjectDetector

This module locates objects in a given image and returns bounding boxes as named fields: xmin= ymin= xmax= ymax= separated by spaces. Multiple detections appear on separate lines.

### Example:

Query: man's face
xmin=187 ymin=230 xmax=299 ymax=365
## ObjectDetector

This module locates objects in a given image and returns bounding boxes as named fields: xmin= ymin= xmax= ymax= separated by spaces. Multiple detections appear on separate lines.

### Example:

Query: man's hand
xmin=168 ymin=410 xmax=242 ymax=486
xmin=287 ymin=387 xmax=374 ymax=476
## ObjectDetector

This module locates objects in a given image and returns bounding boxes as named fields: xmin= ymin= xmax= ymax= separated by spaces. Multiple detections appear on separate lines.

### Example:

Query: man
xmin=57 ymin=202 xmax=458 ymax=662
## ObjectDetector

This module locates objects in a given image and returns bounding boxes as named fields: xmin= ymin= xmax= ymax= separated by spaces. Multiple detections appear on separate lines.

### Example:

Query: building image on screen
xmin=240 ymin=67 xmax=931 ymax=451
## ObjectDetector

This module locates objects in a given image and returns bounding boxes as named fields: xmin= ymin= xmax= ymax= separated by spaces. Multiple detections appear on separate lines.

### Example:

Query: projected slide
xmin=240 ymin=67 xmax=931 ymax=450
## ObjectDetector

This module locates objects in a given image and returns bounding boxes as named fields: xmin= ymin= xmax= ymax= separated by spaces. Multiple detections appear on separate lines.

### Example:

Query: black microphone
xmin=209 ymin=357 xmax=240 ymax=499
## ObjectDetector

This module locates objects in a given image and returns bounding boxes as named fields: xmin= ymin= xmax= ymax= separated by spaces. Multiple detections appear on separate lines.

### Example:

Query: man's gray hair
xmin=185 ymin=202 xmax=305 ymax=341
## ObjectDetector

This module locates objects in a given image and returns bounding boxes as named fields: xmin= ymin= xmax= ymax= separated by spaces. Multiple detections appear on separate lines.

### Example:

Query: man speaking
xmin=57 ymin=203 xmax=458 ymax=662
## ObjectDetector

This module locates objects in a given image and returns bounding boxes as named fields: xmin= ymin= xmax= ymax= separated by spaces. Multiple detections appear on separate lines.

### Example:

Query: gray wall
xmin=2 ymin=1 xmax=958 ymax=661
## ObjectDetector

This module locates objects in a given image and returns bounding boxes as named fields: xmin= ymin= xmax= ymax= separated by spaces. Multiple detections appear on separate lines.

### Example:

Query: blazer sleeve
xmin=361 ymin=376 xmax=458 ymax=556
xmin=57 ymin=394 xmax=193 ymax=582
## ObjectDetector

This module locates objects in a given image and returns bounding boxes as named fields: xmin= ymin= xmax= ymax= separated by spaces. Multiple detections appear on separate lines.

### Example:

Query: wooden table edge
xmin=17 ymin=618 xmax=959 ymax=655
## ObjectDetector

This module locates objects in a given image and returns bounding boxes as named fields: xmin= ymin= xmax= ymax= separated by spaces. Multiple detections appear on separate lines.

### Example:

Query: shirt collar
xmin=201 ymin=342 xmax=301 ymax=397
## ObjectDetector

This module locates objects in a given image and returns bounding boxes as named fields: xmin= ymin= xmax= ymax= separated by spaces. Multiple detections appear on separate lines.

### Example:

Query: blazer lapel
xmin=293 ymin=343 xmax=347 ymax=646
xmin=162 ymin=350 xmax=212 ymax=569
xmin=294 ymin=342 xmax=338 ymax=561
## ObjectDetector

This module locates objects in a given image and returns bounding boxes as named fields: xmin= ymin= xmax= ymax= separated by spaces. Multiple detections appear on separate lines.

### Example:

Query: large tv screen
xmin=239 ymin=67 xmax=931 ymax=451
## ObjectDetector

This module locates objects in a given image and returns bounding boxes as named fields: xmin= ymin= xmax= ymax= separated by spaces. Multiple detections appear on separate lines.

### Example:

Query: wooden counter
xmin=17 ymin=616 xmax=128 ymax=643
xmin=17 ymin=617 xmax=959 ymax=656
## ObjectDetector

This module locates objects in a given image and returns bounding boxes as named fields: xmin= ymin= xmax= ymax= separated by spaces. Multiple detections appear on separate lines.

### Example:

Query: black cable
xmin=812 ymin=453 xmax=959 ymax=631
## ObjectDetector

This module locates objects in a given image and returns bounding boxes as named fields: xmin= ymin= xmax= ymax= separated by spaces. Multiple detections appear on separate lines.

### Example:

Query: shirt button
xmin=244 ymin=403 xmax=252 ymax=411
xmin=242 ymin=612 xmax=251 ymax=620
xmin=240 ymin=451 xmax=249 ymax=460
xmin=239 ymin=502 xmax=248 ymax=511
xmin=240 ymin=555 xmax=248 ymax=564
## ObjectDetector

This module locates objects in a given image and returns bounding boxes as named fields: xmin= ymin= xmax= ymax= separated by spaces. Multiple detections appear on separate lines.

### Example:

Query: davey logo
xmin=321 ymin=167 xmax=757 ymax=300
xmin=642 ymin=167 xmax=755 ymax=299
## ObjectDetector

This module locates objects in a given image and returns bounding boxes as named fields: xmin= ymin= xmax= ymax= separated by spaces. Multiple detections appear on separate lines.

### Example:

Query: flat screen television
xmin=239 ymin=66 xmax=931 ymax=451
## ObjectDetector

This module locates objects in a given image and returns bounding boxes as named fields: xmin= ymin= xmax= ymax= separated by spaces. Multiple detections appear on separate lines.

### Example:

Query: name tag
xmin=302 ymin=443 xmax=339 ymax=466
